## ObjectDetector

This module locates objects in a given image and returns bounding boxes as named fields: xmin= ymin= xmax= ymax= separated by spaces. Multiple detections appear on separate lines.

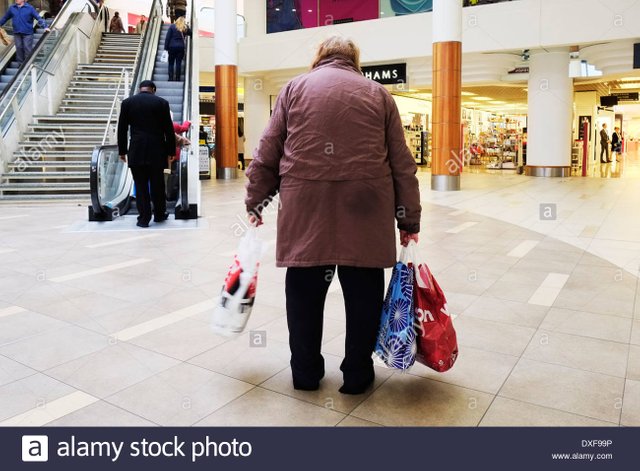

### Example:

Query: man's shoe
xmin=136 ymin=221 xmax=149 ymax=228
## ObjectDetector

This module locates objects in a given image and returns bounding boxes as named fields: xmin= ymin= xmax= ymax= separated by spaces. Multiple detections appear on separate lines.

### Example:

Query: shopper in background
xmin=245 ymin=36 xmax=421 ymax=395
xmin=108 ymin=11 xmax=124 ymax=33
xmin=238 ymin=118 xmax=246 ymax=171
xmin=167 ymin=0 xmax=187 ymax=23
xmin=0 ymin=0 xmax=50 ymax=64
xmin=164 ymin=16 xmax=190 ymax=82
xmin=118 ymin=80 xmax=176 ymax=228
xmin=600 ymin=123 xmax=611 ymax=163
xmin=135 ymin=15 xmax=147 ymax=34
xmin=611 ymin=126 xmax=622 ymax=162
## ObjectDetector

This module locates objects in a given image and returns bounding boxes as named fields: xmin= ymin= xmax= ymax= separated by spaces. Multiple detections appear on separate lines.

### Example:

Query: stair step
xmin=8 ymin=161 xmax=89 ymax=169
xmin=3 ymin=171 xmax=90 ymax=179
xmin=0 ymin=194 xmax=90 ymax=200
xmin=0 ymin=183 xmax=90 ymax=189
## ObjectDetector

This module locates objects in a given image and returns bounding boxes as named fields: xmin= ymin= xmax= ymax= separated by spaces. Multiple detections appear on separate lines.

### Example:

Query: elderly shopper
xmin=245 ymin=36 xmax=421 ymax=394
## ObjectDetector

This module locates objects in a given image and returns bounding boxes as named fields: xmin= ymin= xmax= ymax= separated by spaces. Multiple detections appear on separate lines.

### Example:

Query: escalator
xmin=88 ymin=0 xmax=198 ymax=222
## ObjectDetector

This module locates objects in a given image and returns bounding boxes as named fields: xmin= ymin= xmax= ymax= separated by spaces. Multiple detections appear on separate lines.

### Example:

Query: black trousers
xmin=168 ymin=47 xmax=184 ymax=81
xmin=600 ymin=143 xmax=610 ymax=162
xmin=130 ymin=165 xmax=166 ymax=224
xmin=285 ymin=265 xmax=384 ymax=387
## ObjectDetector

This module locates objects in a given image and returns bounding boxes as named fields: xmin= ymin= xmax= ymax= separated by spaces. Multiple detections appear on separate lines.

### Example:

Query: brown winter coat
xmin=245 ymin=55 xmax=421 ymax=268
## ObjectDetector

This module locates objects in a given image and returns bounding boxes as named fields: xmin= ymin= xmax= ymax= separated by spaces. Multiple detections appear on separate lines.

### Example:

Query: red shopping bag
xmin=413 ymin=261 xmax=459 ymax=372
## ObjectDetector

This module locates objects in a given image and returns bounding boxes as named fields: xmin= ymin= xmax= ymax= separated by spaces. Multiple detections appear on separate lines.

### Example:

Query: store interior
xmin=389 ymin=74 xmax=640 ymax=175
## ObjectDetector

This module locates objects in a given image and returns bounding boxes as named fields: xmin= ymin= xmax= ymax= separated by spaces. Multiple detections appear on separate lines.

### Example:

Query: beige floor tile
xmin=261 ymin=314 xmax=345 ymax=346
xmin=0 ymin=374 xmax=76 ymax=422
xmin=539 ymin=308 xmax=632 ymax=343
xmin=106 ymin=363 xmax=254 ymax=426
xmin=0 ymin=310 xmax=66 ymax=347
xmin=479 ymin=397 xmax=617 ymax=426
xmin=621 ymin=379 xmax=640 ymax=426
xmin=46 ymin=343 xmax=180 ymax=398
xmin=321 ymin=333 xmax=345 ymax=358
xmin=196 ymin=387 xmax=345 ymax=426
xmin=260 ymin=353 xmax=393 ymax=414
xmin=407 ymin=346 xmax=518 ymax=394
xmin=523 ymin=330 xmax=629 ymax=378
xmin=337 ymin=416 xmax=382 ymax=427
xmin=454 ymin=316 xmax=536 ymax=356
xmin=129 ymin=318 xmax=229 ymax=361
xmin=47 ymin=401 xmax=156 ymax=426
xmin=81 ymin=301 xmax=172 ymax=336
xmin=189 ymin=332 xmax=290 ymax=385
xmin=462 ymin=296 xmax=549 ymax=328
xmin=350 ymin=373 xmax=493 ymax=426
xmin=483 ymin=279 xmax=540 ymax=303
xmin=627 ymin=345 xmax=640 ymax=381
xmin=0 ymin=325 xmax=108 ymax=371
xmin=0 ymin=355 xmax=37 ymax=387
xmin=632 ymin=321 xmax=640 ymax=345
xmin=499 ymin=358 xmax=624 ymax=423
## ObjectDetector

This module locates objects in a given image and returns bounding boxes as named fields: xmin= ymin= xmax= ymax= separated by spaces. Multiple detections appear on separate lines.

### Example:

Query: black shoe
xmin=292 ymin=378 xmax=320 ymax=391
xmin=136 ymin=221 xmax=149 ymax=228
xmin=339 ymin=373 xmax=375 ymax=395
xmin=154 ymin=212 xmax=170 ymax=223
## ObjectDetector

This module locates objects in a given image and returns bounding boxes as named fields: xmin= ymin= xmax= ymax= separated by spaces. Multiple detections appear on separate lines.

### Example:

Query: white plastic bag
xmin=160 ymin=50 xmax=168 ymax=63
xmin=211 ymin=227 xmax=265 ymax=335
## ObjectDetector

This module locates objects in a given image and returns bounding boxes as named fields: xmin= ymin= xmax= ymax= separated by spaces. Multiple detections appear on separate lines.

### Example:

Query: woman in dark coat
xmin=245 ymin=36 xmax=421 ymax=394
xmin=164 ymin=16 xmax=190 ymax=81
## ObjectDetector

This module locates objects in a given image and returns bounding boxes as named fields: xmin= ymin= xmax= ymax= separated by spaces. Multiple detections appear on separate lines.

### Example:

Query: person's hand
xmin=248 ymin=213 xmax=263 ymax=227
xmin=119 ymin=155 xmax=127 ymax=163
xmin=44 ymin=28 xmax=51 ymax=33
xmin=182 ymin=137 xmax=191 ymax=146
xmin=400 ymin=230 xmax=419 ymax=247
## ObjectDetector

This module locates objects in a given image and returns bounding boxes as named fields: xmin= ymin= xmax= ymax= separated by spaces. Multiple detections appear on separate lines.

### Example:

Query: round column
xmin=525 ymin=49 xmax=573 ymax=177
xmin=431 ymin=0 xmax=463 ymax=191
xmin=215 ymin=0 xmax=239 ymax=180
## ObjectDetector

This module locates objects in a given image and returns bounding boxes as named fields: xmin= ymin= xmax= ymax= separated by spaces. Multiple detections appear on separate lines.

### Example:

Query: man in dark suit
xmin=600 ymin=123 xmax=611 ymax=163
xmin=118 ymin=80 xmax=176 ymax=227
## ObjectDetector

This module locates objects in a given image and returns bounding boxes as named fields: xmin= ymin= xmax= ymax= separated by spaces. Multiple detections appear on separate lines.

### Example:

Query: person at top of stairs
xmin=0 ymin=0 xmax=50 ymax=63
xmin=164 ymin=16 xmax=190 ymax=82
xmin=109 ymin=12 xmax=125 ymax=33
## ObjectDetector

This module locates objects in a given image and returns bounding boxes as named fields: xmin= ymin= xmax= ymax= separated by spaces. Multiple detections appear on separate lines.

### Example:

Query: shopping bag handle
xmin=399 ymin=240 xmax=418 ymax=265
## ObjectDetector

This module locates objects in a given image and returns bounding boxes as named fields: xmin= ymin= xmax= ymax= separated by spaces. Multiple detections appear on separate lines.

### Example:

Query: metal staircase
xmin=0 ymin=33 xmax=141 ymax=200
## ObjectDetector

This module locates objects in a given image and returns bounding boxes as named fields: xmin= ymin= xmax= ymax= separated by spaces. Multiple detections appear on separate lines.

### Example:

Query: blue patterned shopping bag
xmin=375 ymin=256 xmax=417 ymax=370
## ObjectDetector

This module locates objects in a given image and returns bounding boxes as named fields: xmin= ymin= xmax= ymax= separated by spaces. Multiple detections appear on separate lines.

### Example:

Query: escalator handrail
xmin=129 ymin=0 xmax=163 ymax=96
xmin=177 ymin=1 xmax=196 ymax=212
xmin=0 ymin=0 xmax=99 ymax=102
xmin=90 ymin=144 xmax=133 ymax=216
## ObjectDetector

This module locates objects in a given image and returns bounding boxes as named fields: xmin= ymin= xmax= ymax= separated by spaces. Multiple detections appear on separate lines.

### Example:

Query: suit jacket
xmin=600 ymin=128 xmax=609 ymax=145
xmin=117 ymin=91 xmax=176 ymax=168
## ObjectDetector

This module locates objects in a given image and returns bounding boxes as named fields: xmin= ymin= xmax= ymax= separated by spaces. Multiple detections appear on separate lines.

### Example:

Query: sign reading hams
xmin=361 ymin=63 xmax=407 ymax=85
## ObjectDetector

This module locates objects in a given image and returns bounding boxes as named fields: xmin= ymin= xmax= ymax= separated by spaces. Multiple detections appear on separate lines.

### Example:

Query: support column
xmin=525 ymin=48 xmax=573 ymax=177
xmin=431 ymin=0 xmax=462 ymax=191
xmin=215 ymin=0 xmax=239 ymax=180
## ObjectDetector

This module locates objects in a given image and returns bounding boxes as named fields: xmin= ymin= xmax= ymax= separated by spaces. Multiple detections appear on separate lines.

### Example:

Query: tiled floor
xmin=1 ymin=153 xmax=640 ymax=427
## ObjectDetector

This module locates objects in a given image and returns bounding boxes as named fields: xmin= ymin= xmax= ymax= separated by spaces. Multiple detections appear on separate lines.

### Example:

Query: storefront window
xmin=267 ymin=0 xmax=517 ymax=34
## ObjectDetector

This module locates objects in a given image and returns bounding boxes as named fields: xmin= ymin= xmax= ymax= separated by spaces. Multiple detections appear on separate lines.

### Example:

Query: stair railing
xmin=0 ymin=10 xmax=102 ymax=173
xmin=102 ymin=67 xmax=130 ymax=145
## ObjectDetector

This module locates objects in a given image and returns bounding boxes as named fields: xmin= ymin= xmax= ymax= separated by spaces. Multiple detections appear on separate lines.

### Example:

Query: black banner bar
xmin=2 ymin=427 xmax=639 ymax=470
